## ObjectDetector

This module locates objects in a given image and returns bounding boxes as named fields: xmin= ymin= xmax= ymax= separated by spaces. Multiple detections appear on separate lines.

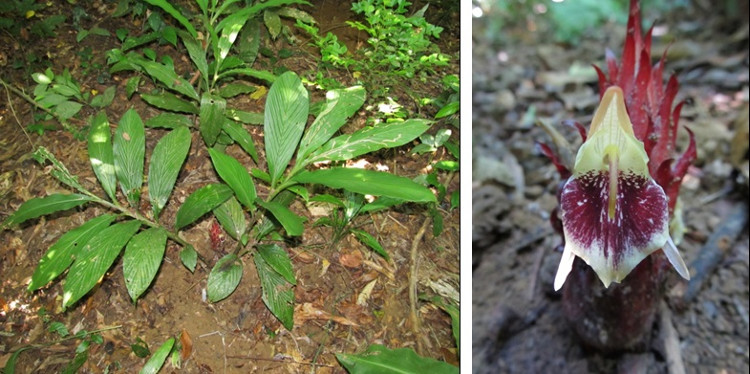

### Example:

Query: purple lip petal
xmin=553 ymin=86 xmax=690 ymax=290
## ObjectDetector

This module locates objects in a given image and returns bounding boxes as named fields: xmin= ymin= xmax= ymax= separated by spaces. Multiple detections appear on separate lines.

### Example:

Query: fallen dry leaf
xmin=294 ymin=303 xmax=358 ymax=326
xmin=339 ymin=250 xmax=363 ymax=268
xmin=180 ymin=328 xmax=193 ymax=361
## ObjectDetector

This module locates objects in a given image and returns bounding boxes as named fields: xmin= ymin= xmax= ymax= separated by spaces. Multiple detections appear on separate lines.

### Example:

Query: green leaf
xmin=2 ymin=194 xmax=92 ymax=228
xmin=297 ymin=86 xmax=365 ymax=163
xmin=90 ymin=86 xmax=116 ymax=108
xmin=113 ymin=109 xmax=146 ymax=207
xmin=218 ymin=67 xmax=276 ymax=83
xmin=225 ymin=109 xmax=264 ymax=125
xmin=222 ymin=120 xmax=259 ymax=163
xmin=162 ymin=26 xmax=177 ymax=47
xmin=145 ymin=113 xmax=193 ymax=129
xmin=206 ymin=254 xmax=242 ymax=302
xmin=141 ymin=92 xmax=199 ymax=114
xmin=434 ymin=160 xmax=458 ymax=171
xmin=88 ymin=112 xmax=117 ymax=202
xmin=140 ymin=337 xmax=175 ymax=374
xmin=435 ymin=101 xmax=459 ymax=119
xmin=175 ymin=184 xmax=233 ymax=230
xmin=293 ymin=168 xmax=436 ymax=203
xmin=131 ymin=337 xmax=150 ymax=358
xmin=264 ymin=71 xmax=308 ymax=186
xmin=121 ymin=32 xmax=160 ymax=52
xmin=48 ymin=321 xmax=70 ymax=337
xmin=148 ymin=126 xmax=191 ymax=217
xmin=4 ymin=347 xmax=34 ymax=373
xmin=256 ymin=200 xmax=304 ymax=236
xmin=143 ymin=0 xmax=197 ymax=38
xmin=29 ymin=214 xmax=117 ymax=291
xmin=199 ymin=94 xmax=227 ymax=147
xmin=307 ymin=119 xmax=432 ymax=165
xmin=278 ymin=7 xmax=315 ymax=23
xmin=208 ymin=148 xmax=256 ymax=209
xmin=257 ymin=244 xmax=295 ymax=284
xmin=429 ymin=296 xmax=459 ymax=350
xmin=180 ymin=245 xmax=197 ymax=272
xmin=336 ymin=344 xmax=458 ymax=374
xmin=123 ymin=228 xmax=167 ymax=303
xmin=351 ymin=229 xmax=389 ymax=260
xmin=213 ymin=197 xmax=246 ymax=243
xmin=180 ymin=31 xmax=208 ymax=81
xmin=63 ymin=220 xmax=141 ymax=309
xmin=264 ymin=9 xmax=282 ymax=40
xmin=137 ymin=60 xmax=199 ymax=100
xmin=218 ymin=82 xmax=257 ymax=98
xmin=126 ymin=76 xmax=141 ymax=99
xmin=255 ymin=253 xmax=294 ymax=330
xmin=54 ymin=101 xmax=83 ymax=120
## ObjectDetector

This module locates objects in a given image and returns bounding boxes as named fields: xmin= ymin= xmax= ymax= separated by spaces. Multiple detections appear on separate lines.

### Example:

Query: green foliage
xmin=298 ymin=0 xmax=449 ymax=91
xmin=336 ymin=344 xmax=457 ymax=374
xmin=311 ymin=191 xmax=390 ymax=259
xmin=106 ymin=0 xmax=309 ymax=149
xmin=3 ymin=321 xmax=118 ymax=374
xmin=30 ymin=68 xmax=116 ymax=137
xmin=140 ymin=337 xmax=175 ymax=374
xmin=2 ymin=110 xmax=196 ymax=310
xmin=192 ymin=70 xmax=434 ymax=328
xmin=0 ymin=1 xmax=65 ymax=37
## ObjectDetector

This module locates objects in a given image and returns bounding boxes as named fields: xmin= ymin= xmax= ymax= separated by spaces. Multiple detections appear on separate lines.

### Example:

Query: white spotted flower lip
xmin=553 ymin=86 xmax=690 ymax=291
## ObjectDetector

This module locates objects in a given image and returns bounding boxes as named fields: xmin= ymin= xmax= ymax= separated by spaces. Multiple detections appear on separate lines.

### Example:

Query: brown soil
xmin=472 ymin=3 xmax=748 ymax=374
xmin=0 ymin=1 xmax=459 ymax=372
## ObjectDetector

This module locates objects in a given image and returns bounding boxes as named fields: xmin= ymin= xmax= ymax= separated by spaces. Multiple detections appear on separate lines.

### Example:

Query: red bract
xmin=592 ymin=0 xmax=696 ymax=213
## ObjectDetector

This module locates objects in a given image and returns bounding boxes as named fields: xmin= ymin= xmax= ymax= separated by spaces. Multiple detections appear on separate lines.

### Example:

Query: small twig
xmin=683 ymin=203 xmax=748 ymax=303
xmin=409 ymin=215 xmax=430 ymax=356
xmin=225 ymin=355 xmax=336 ymax=368
xmin=2 ymin=80 xmax=34 ymax=149
xmin=659 ymin=301 xmax=686 ymax=374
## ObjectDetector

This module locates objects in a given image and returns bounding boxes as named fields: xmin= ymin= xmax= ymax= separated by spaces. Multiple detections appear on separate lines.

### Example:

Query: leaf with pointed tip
xmin=180 ymin=245 xmax=197 ymax=272
xmin=306 ymin=119 xmax=431 ymax=165
xmin=175 ymin=184 xmax=233 ymax=230
xmin=222 ymin=120 xmax=259 ymax=163
xmin=255 ymin=253 xmax=294 ymax=330
xmin=213 ymin=197 xmax=247 ymax=243
xmin=140 ymin=337 xmax=175 ymax=374
xmin=149 ymin=126 xmax=191 ymax=218
xmin=136 ymin=60 xmax=199 ymax=100
xmin=3 ymin=194 xmax=92 ymax=228
xmin=199 ymin=94 xmax=227 ymax=147
xmin=113 ymin=109 xmax=145 ymax=207
xmin=206 ymin=254 xmax=242 ymax=302
xmin=123 ymin=228 xmax=167 ymax=303
xmin=29 ymin=214 xmax=117 ymax=291
xmin=292 ymin=168 xmax=436 ymax=203
xmin=336 ymin=344 xmax=458 ymax=374
xmin=256 ymin=200 xmax=304 ymax=236
xmin=141 ymin=92 xmax=199 ymax=114
xmin=264 ymin=71 xmax=308 ymax=186
xmin=88 ymin=112 xmax=117 ymax=202
xmin=208 ymin=148 xmax=256 ymax=209
xmin=351 ymin=229 xmax=388 ymax=260
xmin=257 ymin=244 xmax=296 ymax=284
xmin=63 ymin=220 xmax=141 ymax=309
xmin=297 ymin=86 xmax=365 ymax=163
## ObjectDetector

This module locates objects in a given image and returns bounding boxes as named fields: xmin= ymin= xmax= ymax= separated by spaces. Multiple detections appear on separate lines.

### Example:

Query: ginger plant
xmin=540 ymin=0 xmax=696 ymax=350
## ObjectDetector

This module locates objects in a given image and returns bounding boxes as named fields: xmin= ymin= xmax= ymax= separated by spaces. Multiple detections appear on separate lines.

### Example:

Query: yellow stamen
xmin=604 ymin=145 xmax=619 ymax=220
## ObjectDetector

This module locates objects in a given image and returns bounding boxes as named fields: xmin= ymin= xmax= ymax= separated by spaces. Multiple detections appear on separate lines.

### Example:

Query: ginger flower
xmin=553 ymin=86 xmax=690 ymax=290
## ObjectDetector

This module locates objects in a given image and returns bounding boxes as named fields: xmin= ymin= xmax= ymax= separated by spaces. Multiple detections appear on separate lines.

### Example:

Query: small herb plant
xmin=3 ymin=310 xmax=120 ymax=373
xmin=106 ymin=0 xmax=309 ymax=149
xmin=200 ymin=71 xmax=435 ymax=328
xmin=2 ymin=110 xmax=197 ymax=310
xmin=298 ymin=0 xmax=449 ymax=92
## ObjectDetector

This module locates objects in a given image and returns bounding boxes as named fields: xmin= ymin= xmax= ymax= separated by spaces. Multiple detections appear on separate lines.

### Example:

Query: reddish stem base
xmin=561 ymin=253 xmax=667 ymax=352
